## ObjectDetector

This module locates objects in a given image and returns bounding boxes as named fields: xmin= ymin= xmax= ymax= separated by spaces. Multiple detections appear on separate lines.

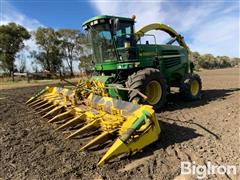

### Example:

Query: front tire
xmin=180 ymin=73 xmax=202 ymax=100
xmin=126 ymin=68 xmax=168 ymax=111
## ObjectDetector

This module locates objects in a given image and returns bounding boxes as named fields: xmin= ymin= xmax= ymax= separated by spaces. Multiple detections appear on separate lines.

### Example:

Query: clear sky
xmin=0 ymin=0 xmax=239 ymax=67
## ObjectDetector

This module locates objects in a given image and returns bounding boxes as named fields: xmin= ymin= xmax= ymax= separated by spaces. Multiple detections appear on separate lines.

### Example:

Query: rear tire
xmin=126 ymin=68 xmax=168 ymax=111
xmin=180 ymin=73 xmax=202 ymax=100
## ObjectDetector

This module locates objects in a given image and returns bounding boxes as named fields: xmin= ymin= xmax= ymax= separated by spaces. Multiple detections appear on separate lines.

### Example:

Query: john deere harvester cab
xmin=83 ymin=15 xmax=202 ymax=109
xmin=82 ymin=15 xmax=137 ymax=71
xmin=27 ymin=15 xmax=202 ymax=166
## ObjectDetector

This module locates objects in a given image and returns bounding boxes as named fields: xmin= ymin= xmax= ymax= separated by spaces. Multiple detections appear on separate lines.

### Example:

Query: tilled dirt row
xmin=0 ymin=68 xmax=239 ymax=179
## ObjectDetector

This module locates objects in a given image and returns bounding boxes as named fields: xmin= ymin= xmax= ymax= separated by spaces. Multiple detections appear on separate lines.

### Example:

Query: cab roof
xmin=82 ymin=15 xmax=134 ymax=26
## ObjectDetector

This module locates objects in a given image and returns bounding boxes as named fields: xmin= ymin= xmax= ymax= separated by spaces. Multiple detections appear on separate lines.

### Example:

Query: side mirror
xmin=114 ymin=18 xmax=119 ymax=30
xmin=110 ymin=18 xmax=119 ymax=35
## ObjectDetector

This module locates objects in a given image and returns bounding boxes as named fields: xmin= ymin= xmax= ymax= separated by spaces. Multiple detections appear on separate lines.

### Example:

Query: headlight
xmin=128 ymin=64 xmax=133 ymax=68
xmin=119 ymin=55 xmax=123 ymax=61
xmin=124 ymin=42 xmax=131 ymax=49
xmin=99 ymin=19 xmax=105 ymax=23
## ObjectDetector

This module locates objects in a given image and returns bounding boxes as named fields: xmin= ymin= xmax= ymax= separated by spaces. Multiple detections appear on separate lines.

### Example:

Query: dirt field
xmin=0 ymin=68 xmax=239 ymax=180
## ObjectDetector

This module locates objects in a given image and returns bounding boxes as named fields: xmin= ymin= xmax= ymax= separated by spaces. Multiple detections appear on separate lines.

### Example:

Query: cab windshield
xmin=87 ymin=20 xmax=134 ymax=63
xmin=89 ymin=23 xmax=117 ymax=63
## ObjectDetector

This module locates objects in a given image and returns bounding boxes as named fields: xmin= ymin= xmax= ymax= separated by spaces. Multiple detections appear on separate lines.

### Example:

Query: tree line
xmin=192 ymin=52 xmax=239 ymax=69
xmin=0 ymin=23 xmax=239 ymax=80
xmin=0 ymin=23 xmax=92 ymax=80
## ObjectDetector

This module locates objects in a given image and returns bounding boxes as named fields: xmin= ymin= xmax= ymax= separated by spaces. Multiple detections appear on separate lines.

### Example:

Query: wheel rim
xmin=145 ymin=80 xmax=162 ymax=105
xmin=190 ymin=80 xmax=199 ymax=96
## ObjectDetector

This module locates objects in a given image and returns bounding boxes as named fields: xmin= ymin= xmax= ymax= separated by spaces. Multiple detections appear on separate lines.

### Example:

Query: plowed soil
xmin=0 ymin=68 xmax=239 ymax=180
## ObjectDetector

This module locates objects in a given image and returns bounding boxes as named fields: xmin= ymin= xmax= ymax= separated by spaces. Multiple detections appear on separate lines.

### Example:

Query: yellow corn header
xmin=26 ymin=80 xmax=160 ymax=165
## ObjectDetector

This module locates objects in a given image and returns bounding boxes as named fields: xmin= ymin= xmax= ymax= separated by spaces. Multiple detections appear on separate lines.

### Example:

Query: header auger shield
xmin=26 ymin=80 xmax=161 ymax=165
